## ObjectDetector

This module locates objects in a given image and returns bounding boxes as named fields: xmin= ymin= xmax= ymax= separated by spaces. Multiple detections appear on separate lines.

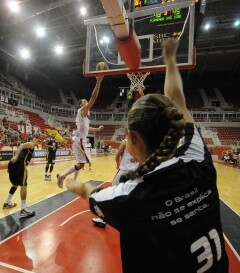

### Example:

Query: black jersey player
xmin=65 ymin=39 xmax=229 ymax=273
xmin=45 ymin=133 xmax=58 ymax=181
xmin=3 ymin=136 xmax=39 ymax=217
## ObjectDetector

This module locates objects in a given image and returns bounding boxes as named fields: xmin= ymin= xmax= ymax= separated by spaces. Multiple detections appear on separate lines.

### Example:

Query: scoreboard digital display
xmin=135 ymin=0 xmax=200 ymax=8
xmin=134 ymin=0 xmax=200 ymax=24
xmin=135 ymin=0 xmax=179 ymax=8
xmin=150 ymin=9 xmax=182 ymax=23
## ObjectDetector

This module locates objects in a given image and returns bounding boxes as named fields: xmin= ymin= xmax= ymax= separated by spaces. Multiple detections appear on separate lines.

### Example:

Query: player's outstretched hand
xmin=65 ymin=178 xmax=84 ymax=196
xmin=161 ymin=38 xmax=179 ymax=63
xmin=98 ymin=126 xmax=104 ymax=131
xmin=96 ymin=75 xmax=104 ymax=84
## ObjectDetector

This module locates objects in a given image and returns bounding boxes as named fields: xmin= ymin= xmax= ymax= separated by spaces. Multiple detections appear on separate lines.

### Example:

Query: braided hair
xmin=120 ymin=94 xmax=186 ymax=182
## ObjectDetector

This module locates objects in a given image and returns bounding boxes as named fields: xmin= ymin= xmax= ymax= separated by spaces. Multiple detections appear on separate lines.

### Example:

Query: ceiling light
xmin=7 ymin=1 xmax=20 ymax=13
xmin=204 ymin=23 xmax=210 ymax=30
xmin=20 ymin=49 xmax=30 ymax=59
xmin=80 ymin=7 xmax=87 ymax=16
xmin=55 ymin=45 xmax=64 ymax=55
xmin=36 ymin=27 xmax=46 ymax=37
xmin=234 ymin=20 xmax=239 ymax=27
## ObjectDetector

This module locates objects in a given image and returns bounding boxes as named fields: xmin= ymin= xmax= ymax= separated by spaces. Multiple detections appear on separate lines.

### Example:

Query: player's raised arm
xmin=81 ymin=76 xmax=104 ymax=116
xmin=162 ymin=39 xmax=194 ymax=124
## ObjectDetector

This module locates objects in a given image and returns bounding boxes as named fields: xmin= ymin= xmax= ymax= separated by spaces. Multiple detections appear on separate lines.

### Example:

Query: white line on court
xmin=0 ymin=262 xmax=35 ymax=273
xmin=60 ymin=209 xmax=90 ymax=226
xmin=223 ymin=234 xmax=240 ymax=261
xmin=59 ymin=181 xmax=109 ymax=226
xmin=220 ymin=198 xmax=240 ymax=217
xmin=0 ymin=196 xmax=79 ymax=244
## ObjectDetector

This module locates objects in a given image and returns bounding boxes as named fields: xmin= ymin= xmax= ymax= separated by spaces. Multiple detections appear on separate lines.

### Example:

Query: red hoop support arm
xmin=113 ymin=25 xmax=141 ymax=69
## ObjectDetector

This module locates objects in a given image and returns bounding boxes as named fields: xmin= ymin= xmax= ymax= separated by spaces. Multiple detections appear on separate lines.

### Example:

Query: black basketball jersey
xmin=18 ymin=147 xmax=34 ymax=165
xmin=46 ymin=138 xmax=58 ymax=154
xmin=89 ymin=123 xmax=228 ymax=273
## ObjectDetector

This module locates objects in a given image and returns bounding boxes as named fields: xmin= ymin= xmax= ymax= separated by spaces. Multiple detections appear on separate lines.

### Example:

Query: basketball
xmin=96 ymin=62 xmax=109 ymax=71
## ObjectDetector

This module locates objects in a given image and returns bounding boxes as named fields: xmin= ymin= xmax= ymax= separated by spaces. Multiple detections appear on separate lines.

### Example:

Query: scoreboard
xmin=150 ymin=8 xmax=183 ymax=24
xmin=135 ymin=0 xmax=176 ymax=7
xmin=135 ymin=0 xmax=200 ymax=8
xmin=134 ymin=0 xmax=201 ymax=24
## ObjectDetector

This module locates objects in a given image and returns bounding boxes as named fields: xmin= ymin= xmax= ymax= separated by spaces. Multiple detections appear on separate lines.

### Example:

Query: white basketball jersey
xmin=75 ymin=108 xmax=90 ymax=140
xmin=119 ymin=140 xmax=138 ymax=171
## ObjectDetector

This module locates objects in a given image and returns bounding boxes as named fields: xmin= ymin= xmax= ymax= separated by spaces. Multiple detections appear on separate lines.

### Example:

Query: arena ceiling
xmin=0 ymin=0 xmax=239 ymax=85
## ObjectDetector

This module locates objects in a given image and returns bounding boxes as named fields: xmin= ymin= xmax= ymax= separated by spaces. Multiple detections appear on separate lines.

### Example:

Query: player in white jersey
xmin=86 ymin=138 xmax=92 ymax=171
xmin=57 ymin=76 xmax=104 ymax=188
xmin=112 ymin=139 xmax=138 ymax=186
xmin=92 ymin=138 xmax=139 ymax=228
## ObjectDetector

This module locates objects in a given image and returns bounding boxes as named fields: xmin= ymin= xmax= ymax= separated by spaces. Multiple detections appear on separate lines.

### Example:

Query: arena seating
xmin=20 ymin=109 xmax=47 ymax=132
xmin=103 ymin=140 xmax=121 ymax=149
xmin=211 ymin=146 xmax=232 ymax=159
xmin=208 ymin=127 xmax=240 ymax=145
xmin=0 ymin=73 xmax=13 ymax=86
xmin=95 ymin=125 xmax=119 ymax=140
xmin=1 ymin=70 xmax=239 ymax=155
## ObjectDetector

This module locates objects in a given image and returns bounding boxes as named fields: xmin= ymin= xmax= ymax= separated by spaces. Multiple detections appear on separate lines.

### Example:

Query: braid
xmin=120 ymin=96 xmax=186 ymax=183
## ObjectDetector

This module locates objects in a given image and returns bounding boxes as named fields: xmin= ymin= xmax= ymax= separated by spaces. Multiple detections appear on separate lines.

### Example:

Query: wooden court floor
xmin=0 ymin=154 xmax=117 ymax=219
xmin=1 ymin=155 xmax=239 ymax=216
xmin=0 ymin=154 xmax=240 ymax=272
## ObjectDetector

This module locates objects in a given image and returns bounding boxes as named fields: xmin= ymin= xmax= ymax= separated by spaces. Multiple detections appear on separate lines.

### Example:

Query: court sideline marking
xmin=0 ymin=261 xmax=35 ymax=273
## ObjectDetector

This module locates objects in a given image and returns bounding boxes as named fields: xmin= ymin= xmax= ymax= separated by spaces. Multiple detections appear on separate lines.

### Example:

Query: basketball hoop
xmin=127 ymin=72 xmax=150 ymax=93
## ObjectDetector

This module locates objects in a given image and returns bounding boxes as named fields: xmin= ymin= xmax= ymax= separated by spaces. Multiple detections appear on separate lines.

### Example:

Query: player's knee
xmin=75 ymin=163 xmax=84 ymax=171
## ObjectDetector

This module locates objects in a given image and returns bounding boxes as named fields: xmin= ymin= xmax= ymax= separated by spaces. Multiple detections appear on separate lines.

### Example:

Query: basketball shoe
xmin=20 ymin=209 xmax=35 ymax=218
xmin=3 ymin=202 xmax=17 ymax=209
xmin=92 ymin=217 xmax=106 ymax=228
xmin=57 ymin=174 xmax=65 ymax=188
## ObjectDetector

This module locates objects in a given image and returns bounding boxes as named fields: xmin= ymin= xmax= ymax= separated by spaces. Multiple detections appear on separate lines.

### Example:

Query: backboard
xmin=83 ymin=0 xmax=196 ymax=76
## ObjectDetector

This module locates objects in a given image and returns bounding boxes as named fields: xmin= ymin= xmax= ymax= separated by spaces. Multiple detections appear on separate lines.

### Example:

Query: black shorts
xmin=46 ymin=152 xmax=56 ymax=164
xmin=8 ymin=160 xmax=28 ymax=186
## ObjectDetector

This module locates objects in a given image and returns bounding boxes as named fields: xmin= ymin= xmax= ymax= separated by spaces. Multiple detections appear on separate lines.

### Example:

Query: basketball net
xmin=127 ymin=72 xmax=150 ymax=96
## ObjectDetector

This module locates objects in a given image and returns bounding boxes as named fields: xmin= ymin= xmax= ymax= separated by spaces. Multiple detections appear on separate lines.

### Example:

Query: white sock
xmin=73 ymin=170 xmax=80 ymax=181
xmin=62 ymin=166 xmax=77 ymax=177
xmin=5 ymin=194 xmax=13 ymax=204
xmin=21 ymin=200 xmax=27 ymax=210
